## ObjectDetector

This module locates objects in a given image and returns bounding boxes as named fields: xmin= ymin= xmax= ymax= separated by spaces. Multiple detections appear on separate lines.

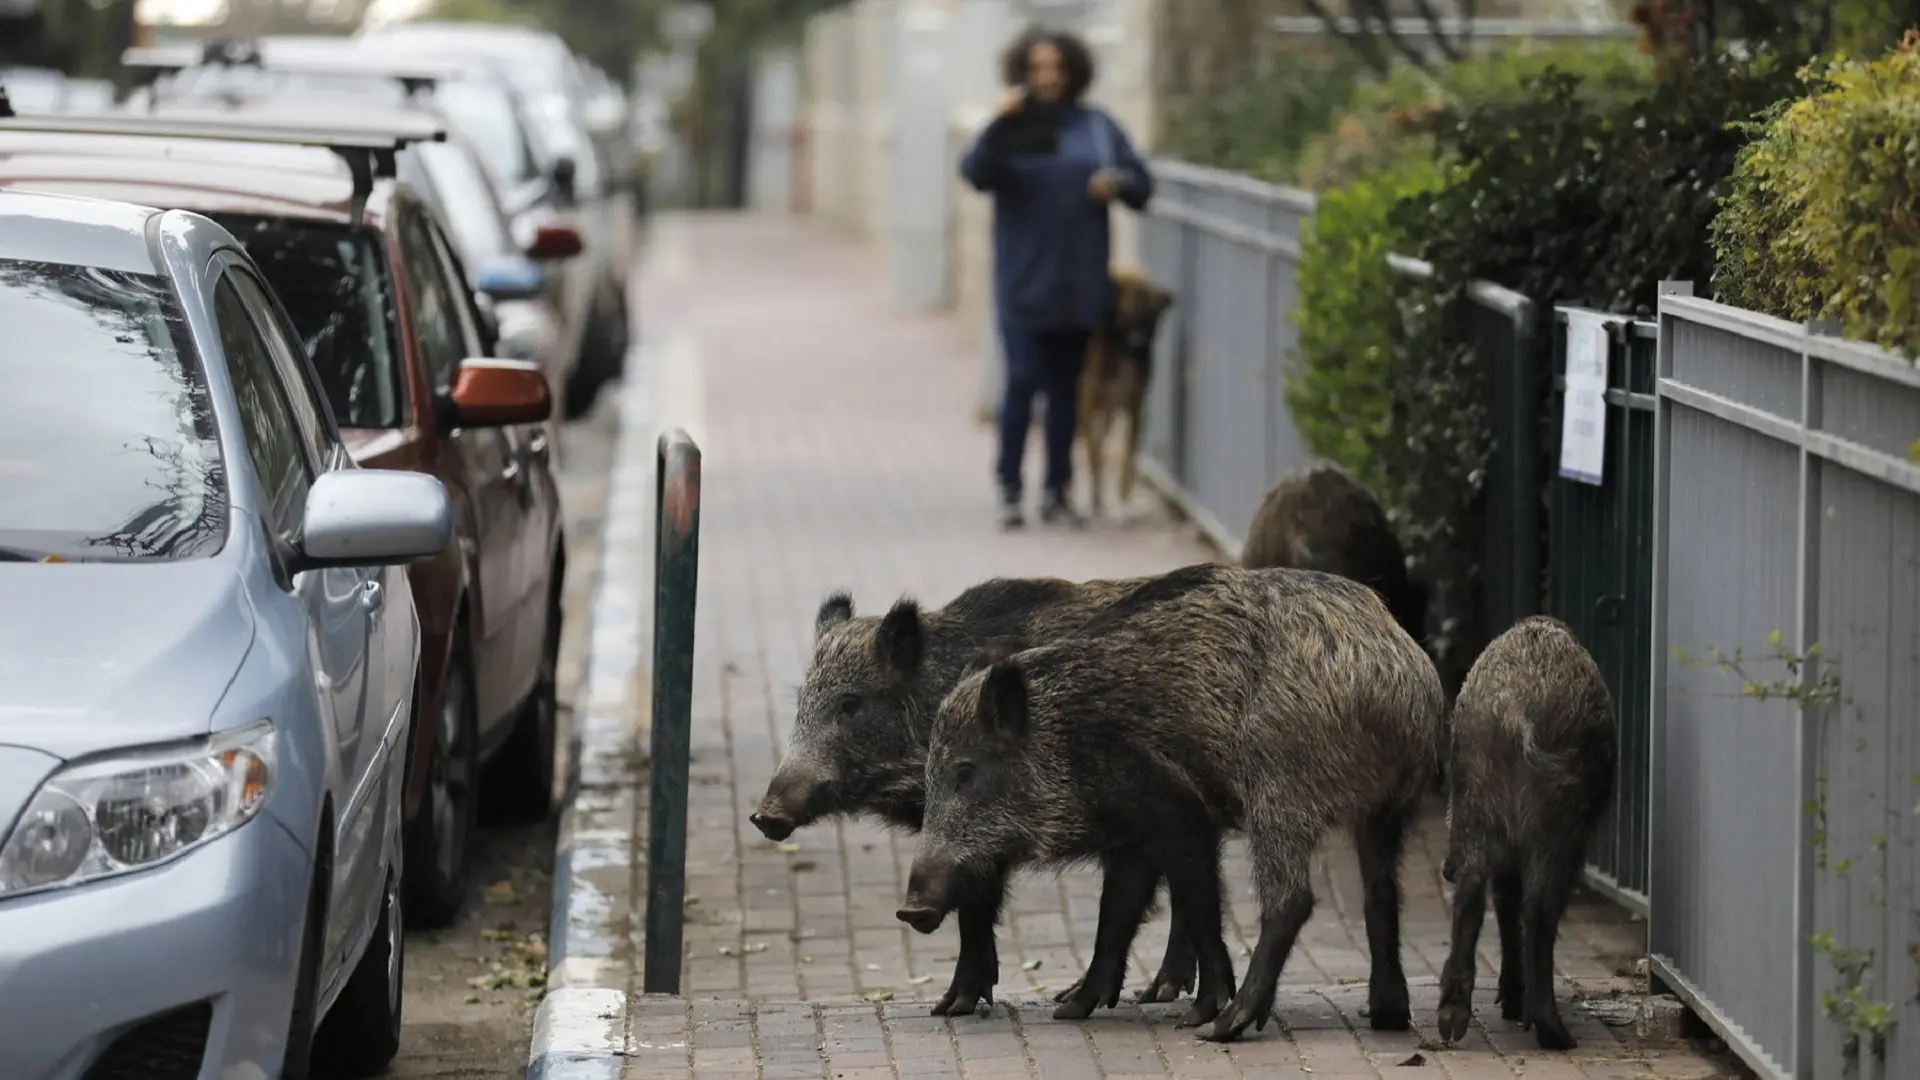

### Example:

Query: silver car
xmin=0 ymin=189 xmax=451 ymax=1079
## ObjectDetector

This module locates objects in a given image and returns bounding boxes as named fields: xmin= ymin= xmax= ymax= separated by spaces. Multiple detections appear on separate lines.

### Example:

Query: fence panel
xmin=1548 ymin=310 xmax=1657 ymax=911
xmin=1651 ymin=293 xmax=1920 ymax=1080
xmin=1137 ymin=159 xmax=1312 ymax=549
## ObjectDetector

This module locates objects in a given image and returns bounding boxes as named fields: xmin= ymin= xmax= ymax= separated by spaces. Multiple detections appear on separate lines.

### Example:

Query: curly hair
xmin=999 ymin=25 xmax=1096 ymax=101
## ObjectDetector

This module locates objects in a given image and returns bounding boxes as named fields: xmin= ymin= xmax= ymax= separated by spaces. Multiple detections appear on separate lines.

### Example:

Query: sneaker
xmin=1039 ymin=488 xmax=1085 ymax=528
xmin=998 ymin=488 xmax=1025 ymax=530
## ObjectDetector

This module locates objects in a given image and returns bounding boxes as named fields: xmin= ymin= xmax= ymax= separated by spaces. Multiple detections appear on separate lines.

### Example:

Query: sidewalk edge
xmin=526 ymin=357 xmax=655 ymax=1079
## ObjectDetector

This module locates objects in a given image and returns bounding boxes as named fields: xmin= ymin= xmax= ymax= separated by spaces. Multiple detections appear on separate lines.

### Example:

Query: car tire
xmin=280 ymin=857 xmax=328 ymax=1080
xmin=405 ymin=621 xmax=480 ymax=929
xmin=311 ymin=867 xmax=405 ymax=1077
xmin=485 ymin=584 xmax=562 ymax=822
xmin=562 ymin=279 xmax=629 ymax=420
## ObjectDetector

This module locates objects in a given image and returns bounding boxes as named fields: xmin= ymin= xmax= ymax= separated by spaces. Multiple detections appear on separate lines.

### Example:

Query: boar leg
xmin=1166 ymin=838 xmax=1236 ymax=1029
xmin=1492 ymin=868 xmax=1525 ymax=1020
xmin=1137 ymin=895 xmax=1197 ymax=1004
xmin=1354 ymin=804 xmax=1413 ymax=1030
xmin=1052 ymin=849 xmax=1158 ymax=1019
xmin=1435 ymin=867 xmax=1487 ymax=1044
xmin=933 ymin=894 xmax=1003 ymax=1017
xmin=1520 ymin=854 xmax=1578 ymax=1050
xmin=1200 ymin=831 xmax=1316 ymax=1043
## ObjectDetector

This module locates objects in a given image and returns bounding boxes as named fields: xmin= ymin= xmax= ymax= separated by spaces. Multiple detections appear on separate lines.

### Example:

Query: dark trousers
xmin=996 ymin=322 xmax=1090 ymax=497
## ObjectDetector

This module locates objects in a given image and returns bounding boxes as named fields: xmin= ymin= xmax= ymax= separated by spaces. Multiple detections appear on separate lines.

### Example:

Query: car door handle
xmin=501 ymin=458 xmax=521 ymax=482
xmin=528 ymin=430 xmax=549 ymax=460
xmin=359 ymin=578 xmax=384 ymax=615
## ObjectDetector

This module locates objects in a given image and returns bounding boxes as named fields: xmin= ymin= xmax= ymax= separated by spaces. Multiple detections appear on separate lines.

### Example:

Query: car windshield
xmin=432 ymin=80 xmax=540 ymax=187
xmin=210 ymin=215 xmax=404 ymax=430
xmin=414 ymin=141 xmax=516 ymax=268
xmin=0 ymin=258 xmax=226 ymax=562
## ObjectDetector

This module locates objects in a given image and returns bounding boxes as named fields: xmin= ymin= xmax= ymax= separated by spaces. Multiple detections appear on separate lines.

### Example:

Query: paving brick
xmin=589 ymin=215 xmax=1748 ymax=1080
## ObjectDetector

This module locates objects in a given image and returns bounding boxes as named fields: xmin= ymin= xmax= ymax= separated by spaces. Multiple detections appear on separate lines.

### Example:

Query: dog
xmin=1076 ymin=267 xmax=1173 ymax=517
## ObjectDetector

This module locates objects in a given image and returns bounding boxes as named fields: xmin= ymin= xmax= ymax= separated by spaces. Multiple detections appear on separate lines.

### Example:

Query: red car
xmin=0 ymin=108 xmax=570 ymax=926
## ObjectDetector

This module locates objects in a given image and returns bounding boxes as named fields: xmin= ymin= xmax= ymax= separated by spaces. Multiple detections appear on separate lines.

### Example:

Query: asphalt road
xmin=317 ymin=385 xmax=621 ymax=1080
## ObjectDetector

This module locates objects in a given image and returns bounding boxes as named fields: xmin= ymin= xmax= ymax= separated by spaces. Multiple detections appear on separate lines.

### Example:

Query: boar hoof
xmin=1174 ymin=997 xmax=1221 ymax=1030
xmin=1495 ymin=982 xmax=1525 ymax=1022
xmin=1435 ymin=999 xmax=1473 ymax=1045
xmin=1135 ymin=965 xmax=1194 ymax=1004
xmin=1530 ymin=1011 xmax=1575 ymax=1051
xmin=1364 ymin=985 xmax=1411 ymax=1031
xmin=1051 ymin=973 xmax=1123 ymax=1020
xmin=1051 ymin=980 xmax=1082 ymax=1005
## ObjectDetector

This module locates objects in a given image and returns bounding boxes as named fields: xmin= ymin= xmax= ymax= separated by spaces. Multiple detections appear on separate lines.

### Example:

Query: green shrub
xmin=1288 ymin=160 xmax=1441 ymax=496
xmin=1711 ymin=31 xmax=1920 ymax=357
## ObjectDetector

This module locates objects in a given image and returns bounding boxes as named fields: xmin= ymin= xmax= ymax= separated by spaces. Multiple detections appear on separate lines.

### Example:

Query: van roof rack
xmin=121 ymin=41 xmax=468 ymax=98
xmin=0 ymin=112 xmax=446 ymax=225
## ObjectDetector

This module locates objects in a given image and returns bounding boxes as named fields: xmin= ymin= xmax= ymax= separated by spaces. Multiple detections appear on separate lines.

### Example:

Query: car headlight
xmin=0 ymin=720 xmax=275 ymax=899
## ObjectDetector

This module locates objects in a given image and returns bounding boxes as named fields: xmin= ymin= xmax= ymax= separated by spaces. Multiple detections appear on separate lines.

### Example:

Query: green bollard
xmin=644 ymin=428 xmax=701 ymax=994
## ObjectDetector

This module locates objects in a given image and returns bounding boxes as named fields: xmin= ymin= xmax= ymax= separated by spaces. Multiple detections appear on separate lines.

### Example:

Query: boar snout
xmin=752 ymin=763 xmax=830 ymax=841
xmin=897 ymin=859 xmax=956 ymax=935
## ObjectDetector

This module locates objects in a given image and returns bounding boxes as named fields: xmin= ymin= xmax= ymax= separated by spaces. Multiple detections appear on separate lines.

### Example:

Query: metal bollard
xmin=643 ymin=428 xmax=701 ymax=994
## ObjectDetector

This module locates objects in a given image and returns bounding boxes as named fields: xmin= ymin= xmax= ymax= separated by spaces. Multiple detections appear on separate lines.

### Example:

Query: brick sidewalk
xmin=529 ymin=214 xmax=1742 ymax=1080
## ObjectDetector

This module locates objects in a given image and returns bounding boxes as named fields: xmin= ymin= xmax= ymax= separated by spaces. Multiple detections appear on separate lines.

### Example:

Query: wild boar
xmin=748 ymin=574 xmax=1209 ymax=1017
xmin=1436 ymin=615 xmax=1616 ymax=1051
xmin=1240 ymin=462 xmax=1428 ymax=648
xmin=898 ymin=563 xmax=1447 ymax=1042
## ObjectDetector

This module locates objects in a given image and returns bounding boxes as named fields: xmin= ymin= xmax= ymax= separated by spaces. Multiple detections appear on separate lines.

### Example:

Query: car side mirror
xmin=549 ymin=154 xmax=577 ymax=206
xmin=475 ymin=254 xmax=548 ymax=301
xmin=297 ymin=470 xmax=452 ymax=570
xmin=523 ymin=223 xmax=584 ymax=262
xmin=449 ymin=357 xmax=552 ymax=428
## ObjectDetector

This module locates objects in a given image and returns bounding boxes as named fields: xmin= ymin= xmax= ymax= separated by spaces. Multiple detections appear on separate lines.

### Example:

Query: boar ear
xmin=815 ymin=592 xmax=855 ymax=642
xmin=977 ymin=659 xmax=1029 ymax=740
xmin=875 ymin=598 xmax=924 ymax=676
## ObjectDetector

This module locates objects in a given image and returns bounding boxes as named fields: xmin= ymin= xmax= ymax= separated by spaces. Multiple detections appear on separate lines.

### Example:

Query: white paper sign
xmin=1558 ymin=311 xmax=1611 ymax=486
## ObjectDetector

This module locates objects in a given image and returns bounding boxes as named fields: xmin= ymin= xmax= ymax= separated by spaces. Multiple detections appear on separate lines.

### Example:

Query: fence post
xmin=643 ymin=428 xmax=702 ymax=994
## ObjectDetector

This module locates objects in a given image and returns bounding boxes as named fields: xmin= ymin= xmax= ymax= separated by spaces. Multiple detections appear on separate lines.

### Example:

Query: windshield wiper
xmin=0 ymin=544 xmax=57 ymax=563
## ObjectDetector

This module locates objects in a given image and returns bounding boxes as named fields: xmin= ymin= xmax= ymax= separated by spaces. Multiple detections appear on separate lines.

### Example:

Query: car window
xmin=432 ymin=80 xmax=541 ymax=188
xmin=214 ymin=277 xmax=312 ymax=539
xmin=422 ymin=217 xmax=487 ymax=359
xmin=415 ymin=140 xmax=517 ymax=267
xmin=210 ymin=214 xmax=404 ymax=430
xmin=398 ymin=211 xmax=467 ymax=393
xmin=0 ymin=258 xmax=226 ymax=562
xmin=224 ymin=265 xmax=337 ymax=466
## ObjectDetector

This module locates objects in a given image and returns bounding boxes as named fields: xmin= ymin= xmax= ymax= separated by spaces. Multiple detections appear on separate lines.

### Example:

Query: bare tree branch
xmin=1352 ymin=0 xmax=1438 ymax=75
xmin=1407 ymin=0 xmax=1464 ymax=63
xmin=1298 ymin=0 xmax=1394 ymax=76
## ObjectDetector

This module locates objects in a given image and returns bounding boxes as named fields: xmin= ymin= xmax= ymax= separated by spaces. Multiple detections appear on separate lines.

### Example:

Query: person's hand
xmin=995 ymin=86 xmax=1025 ymax=118
xmin=1088 ymin=168 xmax=1123 ymax=203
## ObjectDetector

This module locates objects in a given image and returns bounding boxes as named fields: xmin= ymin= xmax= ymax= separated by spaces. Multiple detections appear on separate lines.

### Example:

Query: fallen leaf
xmin=775 ymin=842 xmax=801 ymax=854
xmin=790 ymin=860 xmax=817 ymax=872
xmin=718 ymin=945 xmax=737 ymax=957
xmin=744 ymin=942 xmax=769 ymax=954
xmin=864 ymin=990 xmax=894 ymax=1002
xmin=909 ymin=975 xmax=933 ymax=985
xmin=865 ymin=963 xmax=881 ymax=971
xmin=481 ymin=880 xmax=518 ymax=904
xmin=1020 ymin=959 xmax=1042 ymax=971
xmin=1398 ymin=1053 xmax=1426 ymax=1066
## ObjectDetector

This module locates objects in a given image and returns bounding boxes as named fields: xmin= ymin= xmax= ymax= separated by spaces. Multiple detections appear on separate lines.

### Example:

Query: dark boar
xmin=1240 ymin=462 xmax=1427 ymax=648
xmin=898 ymin=563 xmax=1447 ymax=1043
xmin=1436 ymin=615 xmax=1616 ymax=1052
xmin=749 ymin=574 xmax=1206 ymax=1017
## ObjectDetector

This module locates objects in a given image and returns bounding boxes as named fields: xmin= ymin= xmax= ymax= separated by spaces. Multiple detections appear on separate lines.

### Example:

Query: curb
xmin=526 ymin=358 xmax=653 ymax=1079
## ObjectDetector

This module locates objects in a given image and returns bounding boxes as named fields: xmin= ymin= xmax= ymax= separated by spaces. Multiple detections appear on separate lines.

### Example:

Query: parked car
xmin=128 ymin=33 xmax=621 ymax=418
xmin=0 ymin=108 xmax=569 ymax=928
xmin=356 ymin=21 xmax=636 ymax=417
xmin=0 ymin=186 xmax=453 ymax=1077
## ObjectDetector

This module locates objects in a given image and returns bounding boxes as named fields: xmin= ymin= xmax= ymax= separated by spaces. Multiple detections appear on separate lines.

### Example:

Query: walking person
xmin=960 ymin=25 xmax=1155 ymax=529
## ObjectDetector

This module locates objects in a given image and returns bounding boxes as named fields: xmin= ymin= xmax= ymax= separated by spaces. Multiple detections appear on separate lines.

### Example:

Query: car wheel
xmin=280 ymin=859 xmax=328 ymax=1080
xmin=485 ymin=588 xmax=562 ymax=822
xmin=405 ymin=623 xmax=479 ymax=928
xmin=311 ymin=867 xmax=405 ymax=1077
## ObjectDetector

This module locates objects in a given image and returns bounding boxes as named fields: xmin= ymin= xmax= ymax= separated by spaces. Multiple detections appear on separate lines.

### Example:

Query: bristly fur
xmin=1435 ymin=615 xmax=1616 ymax=1053
xmin=910 ymin=563 xmax=1446 ymax=1043
xmin=755 ymin=571 xmax=1209 ymax=1018
xmin=1239 ymin=461 xmax=1428 ymax=649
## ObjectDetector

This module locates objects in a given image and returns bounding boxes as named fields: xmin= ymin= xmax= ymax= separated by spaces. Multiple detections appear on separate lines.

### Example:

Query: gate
xmin=1547 ymin=307 xmax=1656 ymax=911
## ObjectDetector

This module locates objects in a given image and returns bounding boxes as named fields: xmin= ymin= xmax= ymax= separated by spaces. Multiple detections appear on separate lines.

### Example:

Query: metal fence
xmin=1548 ymin=309 xmax=1658 ymax=912
xmin=1649 ymin=289 xmax=1920 ymax=1080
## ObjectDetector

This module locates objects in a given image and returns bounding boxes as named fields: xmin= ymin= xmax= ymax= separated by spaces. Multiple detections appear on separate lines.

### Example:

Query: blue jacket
xmin=959 ymin=103 xmax=1154 ymax=332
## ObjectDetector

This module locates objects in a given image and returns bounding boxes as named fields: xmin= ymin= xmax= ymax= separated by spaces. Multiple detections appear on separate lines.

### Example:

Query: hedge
xmin=1710 ymin=30 xmax=1920 ymax=358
